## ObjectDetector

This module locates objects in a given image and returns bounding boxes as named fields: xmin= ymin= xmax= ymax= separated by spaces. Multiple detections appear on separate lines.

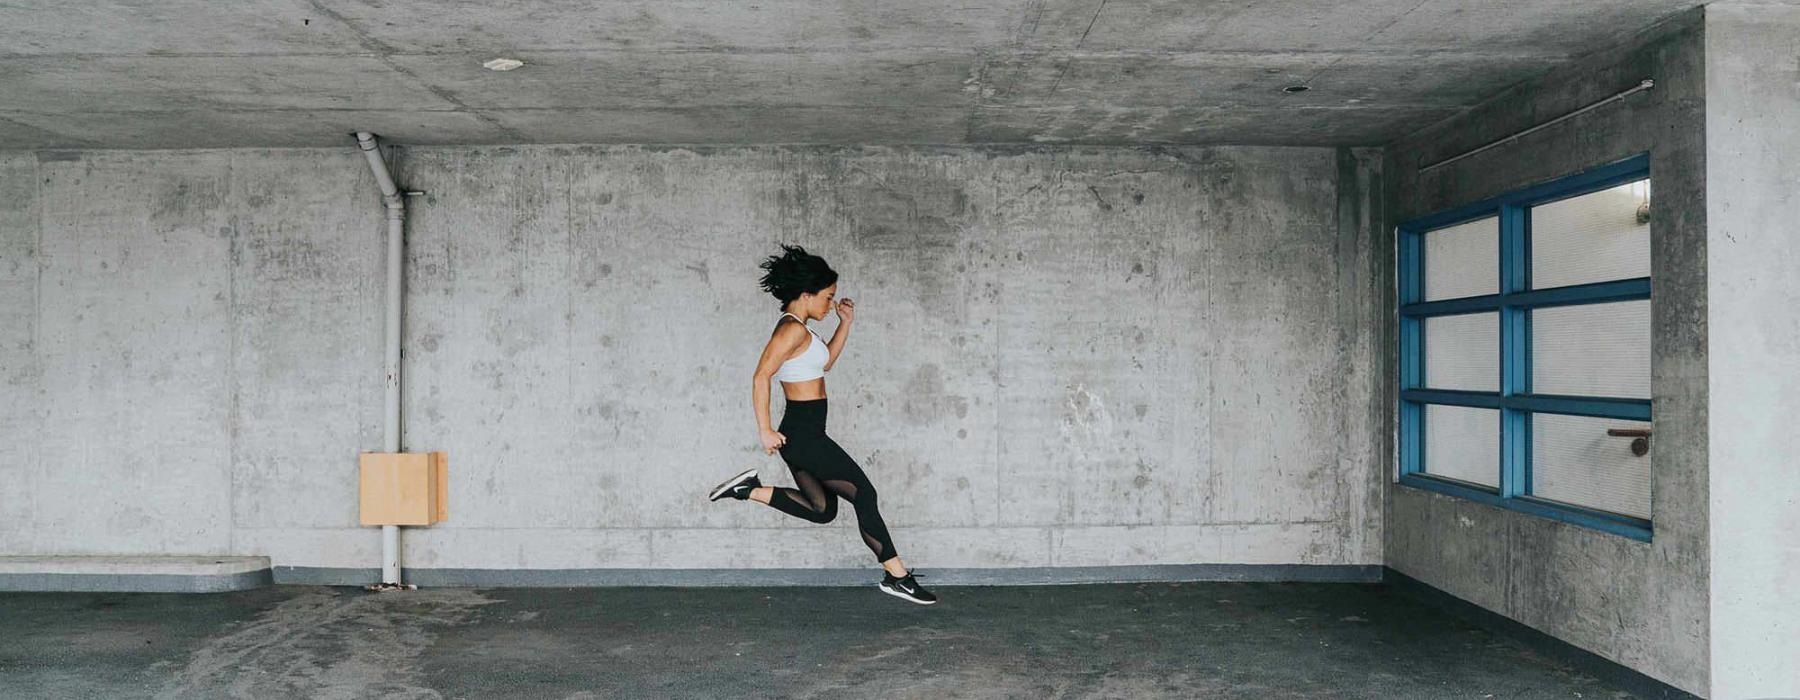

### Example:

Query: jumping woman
xmin=706 ymin=244 xmax=937 ymax=605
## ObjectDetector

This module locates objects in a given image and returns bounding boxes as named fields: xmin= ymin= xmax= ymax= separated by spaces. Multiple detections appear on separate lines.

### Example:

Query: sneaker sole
xmin=877 ymin=582 xmax=937 ymax=605
xmin=708 ymin=468 xmax=759 ymax=501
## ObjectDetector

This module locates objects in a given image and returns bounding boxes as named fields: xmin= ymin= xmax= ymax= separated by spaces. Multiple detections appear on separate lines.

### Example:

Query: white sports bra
xmin=772 ymin=312 xmax=829 ymax=382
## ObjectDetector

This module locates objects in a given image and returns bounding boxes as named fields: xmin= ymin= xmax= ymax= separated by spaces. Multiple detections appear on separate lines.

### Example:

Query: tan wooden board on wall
xmin=431 ymin=451 xmax=448 ymax=523
xmin=359 ymin=451 xmax=448 ymax=526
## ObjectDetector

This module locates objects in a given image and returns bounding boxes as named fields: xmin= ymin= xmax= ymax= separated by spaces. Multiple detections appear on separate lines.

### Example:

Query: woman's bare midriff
xmin=780 ymin=377 xmax=827 ymax=401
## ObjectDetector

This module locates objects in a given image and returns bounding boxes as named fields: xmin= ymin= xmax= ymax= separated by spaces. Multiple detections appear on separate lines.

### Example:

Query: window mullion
xmin=1398 ymin=228 xmax=1424 ymax=476
xmin=1499 ymin=205 xmax=1531 ymax=498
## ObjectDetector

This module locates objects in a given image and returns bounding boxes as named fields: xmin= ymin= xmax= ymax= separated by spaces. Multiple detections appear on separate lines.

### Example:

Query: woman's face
xmin=805 ymin=283 xmax=839 ymax=319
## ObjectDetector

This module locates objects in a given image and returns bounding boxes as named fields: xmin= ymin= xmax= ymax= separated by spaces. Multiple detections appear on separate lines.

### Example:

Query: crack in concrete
xmin=1047 ymin=0 xmax=1111 ymax=97
xmin=298 ymin=0 xmax=528 ymax=143
xmin=1299 ymin=0 xmax=1434 ymax=88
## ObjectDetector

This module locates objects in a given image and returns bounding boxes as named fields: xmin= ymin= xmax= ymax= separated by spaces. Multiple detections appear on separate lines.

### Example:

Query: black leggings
xmin=766 ymin=398 xmax=899 ymax=562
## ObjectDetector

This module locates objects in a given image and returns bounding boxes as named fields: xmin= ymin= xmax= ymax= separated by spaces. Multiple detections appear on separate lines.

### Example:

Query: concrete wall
xmin=1703 ymin=3 xmax=1800 ymax=696
xmin=0 ymin=150 xmax=389 ymax=557
xmin=0 ymin=144 xmax=1383 ymax=576
xmin=1380 ymin=10 xmax=1710 ymax=695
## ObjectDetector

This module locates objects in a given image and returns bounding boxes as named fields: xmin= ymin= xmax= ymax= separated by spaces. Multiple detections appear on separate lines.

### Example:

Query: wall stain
xmin=901 ymin=363 xmax=971 ymax=425
xmin=1058 ymin=383 xmax=1116 ymax=455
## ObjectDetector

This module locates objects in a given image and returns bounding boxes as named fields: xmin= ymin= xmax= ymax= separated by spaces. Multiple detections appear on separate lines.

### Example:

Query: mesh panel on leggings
xmin=770 ymin=469 xmax=834 ymax=522
xmin=790 ymin=470 xmax=831 ymax=513
xmin=824 ymin=479 xmax=858 ymax=500
xmin=824 ymin=478 xmax=893 ymax=561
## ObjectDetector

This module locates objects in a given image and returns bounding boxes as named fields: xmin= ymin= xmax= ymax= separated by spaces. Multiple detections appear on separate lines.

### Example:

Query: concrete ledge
xmin=274 ymin=563 xmax=1382 ymax=587
xmin=1382 ymin=568 xmax=1699 ymax=700
xmin=0 ymin=556 xmax=273 ymax=593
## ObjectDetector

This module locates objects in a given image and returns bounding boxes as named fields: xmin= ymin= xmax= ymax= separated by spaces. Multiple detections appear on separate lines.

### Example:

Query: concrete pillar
xmin=1704 ymin=3 xmax=1800 ymax=696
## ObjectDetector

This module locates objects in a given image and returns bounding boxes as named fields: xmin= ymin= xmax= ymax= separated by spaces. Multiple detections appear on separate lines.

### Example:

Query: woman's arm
xmin=823 ymin=298 xmax=854 ymax=372
xmin=752 ymin=322 xmax=808 ymax=452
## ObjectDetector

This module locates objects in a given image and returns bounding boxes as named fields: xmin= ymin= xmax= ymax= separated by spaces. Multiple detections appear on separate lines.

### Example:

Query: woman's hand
xmin=760 ymin=428 xmax=788 ymax=455
xmin=834 ymin=297 xmax=854 ymax=324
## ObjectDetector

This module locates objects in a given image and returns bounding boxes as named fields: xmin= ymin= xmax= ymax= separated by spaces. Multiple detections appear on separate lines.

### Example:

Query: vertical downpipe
xmin=355 ymin=132 xmax=406 ymax=587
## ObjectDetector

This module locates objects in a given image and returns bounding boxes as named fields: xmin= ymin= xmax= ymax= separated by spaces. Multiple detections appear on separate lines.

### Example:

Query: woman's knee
xmin=807 ymin=498 xmax=838 ymax=524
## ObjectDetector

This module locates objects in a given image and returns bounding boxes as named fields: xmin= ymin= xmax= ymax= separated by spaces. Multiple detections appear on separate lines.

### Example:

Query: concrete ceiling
xmin=0 ymin=1 xmax=1706 ymax=149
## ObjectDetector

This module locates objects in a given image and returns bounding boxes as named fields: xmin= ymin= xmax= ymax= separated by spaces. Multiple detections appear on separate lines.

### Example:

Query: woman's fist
xmin=761 ymin=428 xmax=788 ymax=455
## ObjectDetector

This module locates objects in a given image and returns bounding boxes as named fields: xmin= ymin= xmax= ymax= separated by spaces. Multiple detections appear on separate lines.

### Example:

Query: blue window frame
xmin=1397 ymin=153 xmax=1653 ymax=541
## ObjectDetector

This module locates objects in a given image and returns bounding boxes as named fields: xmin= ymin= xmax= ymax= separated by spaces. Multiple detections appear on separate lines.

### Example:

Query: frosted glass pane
xmin=1532 ymin=414 xmax=1651 ymax=519
xmin=1424 ymin=405 xmax=1499 ymax=488
xmin=1532 ymin=300 xmax=1651 ymax=399
xmin=1531 ymin=180 xmax=1651 ymax=289
xmin=1424 ymin=312 xmax=1498 ymax=392
xmin=1424 ymin=216 xmax=1498 ymax=301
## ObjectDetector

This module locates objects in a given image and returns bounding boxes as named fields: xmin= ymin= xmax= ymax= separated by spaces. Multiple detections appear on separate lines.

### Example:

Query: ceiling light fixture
xmin=484 ymin=58 xmax=525 ymax=71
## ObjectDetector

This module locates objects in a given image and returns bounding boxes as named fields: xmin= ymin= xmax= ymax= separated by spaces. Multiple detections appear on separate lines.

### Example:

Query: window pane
xmin=1531 ymin=300 xmax=1651 ymax=399
xmin=1424 ymin=404 xmax=1499 ymax=488
xmin=1530 ymin=180 xmax=1651 ymax=289
xmin=1531 ymin=414 xmax=1652 ymax=519
xmin=1424 ymin=216 xmax=1498 ymax=301
xmin=1424 ymin=312 xmax=1498 ymax=392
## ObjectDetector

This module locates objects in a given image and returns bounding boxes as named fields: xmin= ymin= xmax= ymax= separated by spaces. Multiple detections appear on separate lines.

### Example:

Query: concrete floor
xmin=0 ymin=582 xmax=1643 ymax=699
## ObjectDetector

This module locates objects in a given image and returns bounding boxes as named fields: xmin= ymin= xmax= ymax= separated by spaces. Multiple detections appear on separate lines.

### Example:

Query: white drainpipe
xmin=356 ymin=131 xmax=407 ymax=587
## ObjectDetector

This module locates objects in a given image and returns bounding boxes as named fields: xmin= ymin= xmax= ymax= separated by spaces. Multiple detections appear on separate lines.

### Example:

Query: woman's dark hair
xmin=757 ymin=243 xmax=837 ymax=309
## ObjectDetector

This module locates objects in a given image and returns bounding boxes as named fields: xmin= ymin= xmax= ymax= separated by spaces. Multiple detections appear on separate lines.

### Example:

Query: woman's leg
xmin=759 ymin=453 xmax=838 ymax=524
xmin=812 ymin=438 xmax=900 ymax=564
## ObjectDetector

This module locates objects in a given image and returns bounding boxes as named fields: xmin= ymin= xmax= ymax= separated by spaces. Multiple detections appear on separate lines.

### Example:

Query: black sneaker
xmin=878 ymin=571 xmax=937 ymax=605
xmin=708 ymin=468 xmax=761 ymax=502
